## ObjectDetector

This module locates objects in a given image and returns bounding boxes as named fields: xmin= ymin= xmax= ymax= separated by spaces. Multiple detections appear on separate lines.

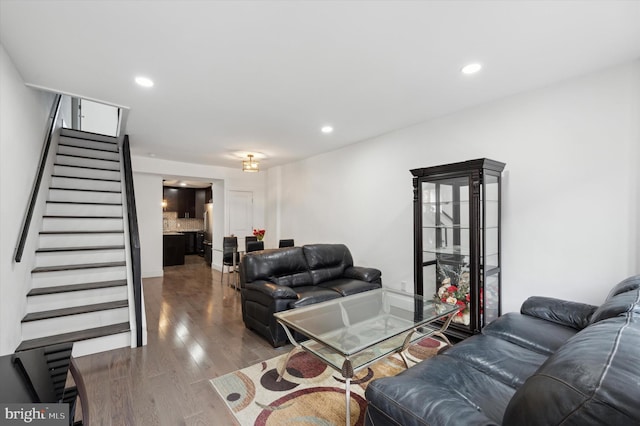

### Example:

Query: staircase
xmin=17 ymin=128 xmax=133 ymax=356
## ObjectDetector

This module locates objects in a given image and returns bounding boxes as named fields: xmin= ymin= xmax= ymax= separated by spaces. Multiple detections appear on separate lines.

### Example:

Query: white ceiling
xmin=1 ymin=1 xmax=639 ymax=170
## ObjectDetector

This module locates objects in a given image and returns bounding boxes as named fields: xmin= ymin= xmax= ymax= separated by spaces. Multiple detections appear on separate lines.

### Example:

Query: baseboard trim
xmin=142 ymin=270 xmax=164 ymax=278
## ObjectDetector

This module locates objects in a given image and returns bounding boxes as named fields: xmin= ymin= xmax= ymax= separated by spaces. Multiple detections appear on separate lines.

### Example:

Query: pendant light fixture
xmin=242 ymin=154 xmax=259 ymax=172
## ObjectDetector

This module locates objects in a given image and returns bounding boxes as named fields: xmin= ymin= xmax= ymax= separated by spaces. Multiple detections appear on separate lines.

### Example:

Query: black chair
xmin=279 ymin=239 xmax=294 ymax=248
xmin=221 ymin=236 xmax=240 ymax=289
xmin=245 ymin=235 xmax=258 ymax=252
xmin=246 ymin=240 xmax=264 ymax=252
xmin=3 ymin=343 xmax=89 ymax=425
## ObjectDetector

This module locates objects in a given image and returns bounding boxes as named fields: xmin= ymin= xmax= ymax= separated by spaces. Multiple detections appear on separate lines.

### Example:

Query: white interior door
xmin=79 ymin=99 xmax=119 ymax=136
xmin=228 ymin=191 xmax=253 ymax=249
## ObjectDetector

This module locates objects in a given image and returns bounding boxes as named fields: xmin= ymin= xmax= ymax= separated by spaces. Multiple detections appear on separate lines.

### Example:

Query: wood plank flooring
xmin=74 ymin=255 xmax=289 ymax=425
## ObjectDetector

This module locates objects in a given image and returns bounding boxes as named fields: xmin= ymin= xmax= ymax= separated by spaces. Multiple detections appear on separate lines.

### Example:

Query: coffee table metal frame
xmin=274 ymin=288 xmax=460 ymax=426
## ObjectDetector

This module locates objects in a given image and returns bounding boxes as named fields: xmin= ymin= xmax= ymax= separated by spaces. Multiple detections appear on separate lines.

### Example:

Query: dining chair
xmin=245 ymin=235 xmax=258 ymax=252
xmin=246 ymin=240 xmax=264 ymax=253
xmin=278 ymin=239 xmax=294 ymax=248
xmin=221 ymin=236 xmax=240 ymax=289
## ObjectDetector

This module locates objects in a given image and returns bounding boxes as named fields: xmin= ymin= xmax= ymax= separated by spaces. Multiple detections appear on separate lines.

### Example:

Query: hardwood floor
xmin=74 ymin=255 xmax=289 ymax=425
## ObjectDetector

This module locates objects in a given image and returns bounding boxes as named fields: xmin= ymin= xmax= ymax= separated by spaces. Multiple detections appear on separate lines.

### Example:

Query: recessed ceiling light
xmin=180 ymin=182 xmax=187 ymax=187
xmin=321 ymin=125 xmax=334 ymax=134
xmin=135 ymin=76 xmax=154 ymax=87
xmin=461 ymin=63 xmax=482 ymax=75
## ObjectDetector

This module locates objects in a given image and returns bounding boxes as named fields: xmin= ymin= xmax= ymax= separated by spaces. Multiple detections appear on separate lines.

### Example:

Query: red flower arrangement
xmin=253 ymin=228 xmax=266 ymax=241
xmin=435 ymin=269 xmax=471 ymax=325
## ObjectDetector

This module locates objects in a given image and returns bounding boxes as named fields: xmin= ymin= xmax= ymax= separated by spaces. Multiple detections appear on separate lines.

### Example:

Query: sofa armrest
xmin=521 ymin=296 xmax=598 ymax=330
xmin=343 ymin=266 xmax=382 ymax=283
xmin=244 ymin=281 xmax=298 ymax=299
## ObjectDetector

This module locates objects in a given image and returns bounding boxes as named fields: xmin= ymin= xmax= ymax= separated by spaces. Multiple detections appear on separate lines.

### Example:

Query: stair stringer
xmin=116 ymin=134 xmax=147 ymax=349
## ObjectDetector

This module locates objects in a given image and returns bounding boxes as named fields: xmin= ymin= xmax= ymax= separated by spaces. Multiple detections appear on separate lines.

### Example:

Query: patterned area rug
xmin=210 ymin=337 xmax=445 ymax=426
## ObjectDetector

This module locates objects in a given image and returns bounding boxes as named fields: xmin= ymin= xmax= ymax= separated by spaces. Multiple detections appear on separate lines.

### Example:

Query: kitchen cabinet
xmin=163 ymin=187 xmax=179 ymax=213
xmin=182 ymin=231 xmax=197 ymax=255
xmin=196 ymin=231 xmax=204 ymax=255
xmin=411 ymin=158 xmax=505 ymax=341
xmin=178 ymin=188 xmax=195 ymax=218
xmin=163 ymin=233 xmax=185 ymax=266
xmin=195 ymin=189 xmax=206 ymax=219
xmin=163 ymin=187 xmax=198 ymax=218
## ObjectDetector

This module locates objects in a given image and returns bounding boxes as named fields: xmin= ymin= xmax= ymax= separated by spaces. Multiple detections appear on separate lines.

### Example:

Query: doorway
xmin=74 ymin=99 xmax=119 ymax=136
xmin=228 ymin=190 xmax=253 ymax=251
xmin=162 ymin=180 xmax=213 ymax=268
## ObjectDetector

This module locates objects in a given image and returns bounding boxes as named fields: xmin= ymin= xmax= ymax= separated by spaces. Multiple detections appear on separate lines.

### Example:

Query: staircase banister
xmin=14 ymin=94 xmax=63 ymax=263
xmin=121 ymin=135 xmax=143 ymax=347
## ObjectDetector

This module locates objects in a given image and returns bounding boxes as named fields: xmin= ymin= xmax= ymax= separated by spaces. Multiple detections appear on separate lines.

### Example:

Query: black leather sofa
xmin=365 ymin=275 xmax=640 ymax=425
xmin=240 ymin=244 xmax=382 ymax=347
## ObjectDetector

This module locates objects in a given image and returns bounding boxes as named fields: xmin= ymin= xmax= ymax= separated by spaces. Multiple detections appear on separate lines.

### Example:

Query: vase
xmin=452 ymin=312 xmax=470 ymax=325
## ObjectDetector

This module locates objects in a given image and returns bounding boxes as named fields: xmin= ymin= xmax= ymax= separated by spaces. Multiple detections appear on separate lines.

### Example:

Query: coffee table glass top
xmin=274 ymin=289 xmax=459 ymax=371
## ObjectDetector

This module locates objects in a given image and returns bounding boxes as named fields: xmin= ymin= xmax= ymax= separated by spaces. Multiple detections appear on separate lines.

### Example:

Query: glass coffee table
xmin=274 ymin=288 xmax=460 ymax=426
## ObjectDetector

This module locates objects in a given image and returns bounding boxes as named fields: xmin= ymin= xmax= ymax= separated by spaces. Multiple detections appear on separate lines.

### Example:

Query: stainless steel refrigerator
xmin=203 ymin=203 xmax=213 ymax=265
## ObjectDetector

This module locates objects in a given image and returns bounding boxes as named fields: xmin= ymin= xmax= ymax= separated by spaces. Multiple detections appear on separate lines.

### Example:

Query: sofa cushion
xmin=503 ymin=317 xmax=640 ymax=425
xmin=288 ymin=286 xmax=343 ymax=308
xmin=605 ymin=274 xmax=640 ymax=299
xmin=441 ymin=334 xmax=548 ymax=389
xmin=520 ymin=296 xmax=597 ymax=330
xmin=482 ymin=312 xmax=578 ymax=355
xmin=318 ymin=277 xmax=382 ymax=297
xmin=365 ymin=355 xmax=513 ymax=425
xmin=590 ymin=275 xmax=640 ymax=324
xmin=242 ymin=247 xmax=313 ymax=287
xmin=243 ymin=281 xmax=298 ymax=300
xmin=344 ymin=266 xmax=382 ymax=284
xmin=303 ymin=244 xmax=354 ymax=284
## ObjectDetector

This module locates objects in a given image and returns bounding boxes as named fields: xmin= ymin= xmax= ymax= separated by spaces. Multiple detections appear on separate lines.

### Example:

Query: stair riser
xmin=53 ymin=164 xmax=121 ymax=181
xmin=38 ymin=233 xmax=125 ymax=248
xmin=22 ymin=308 xmax=129 ymax=340
xmin=42 ymin=217 xmax=123 ymax=232
xmin=71 ymin=331 xmax=131 ymax=357
xmin=56 ymin=155 xmax=120 ymax=171
xmin=60 ymin=129 xmax=118 ymax=145
xmin=35 ymin=250 xmax=126 ymax=268
xmin=50 ymin=176 xmax=121 ymax=192
xmin=31 ymin=267 xmax=127 ymax=288
xmin=58 ymin=137 xmax=119 ymax=153
xmin=45 ymin=203 xmax=123 ymax=217
xmin=48 ymin=189 xmax=122 ymax=204
xmin=58 ymin=144 xmax=120 ymax=161
xmin=27 ymin=287 xmax=128 ymax=313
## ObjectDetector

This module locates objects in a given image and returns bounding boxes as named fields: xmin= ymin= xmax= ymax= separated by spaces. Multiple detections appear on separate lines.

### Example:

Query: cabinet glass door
xmin=482 ymin=173 xmax=500 ymax=324
xmin=421 ymin=176 xmax=472 ymax=329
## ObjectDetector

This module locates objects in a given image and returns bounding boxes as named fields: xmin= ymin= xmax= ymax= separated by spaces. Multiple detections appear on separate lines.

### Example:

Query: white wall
xmin=131 ymin=156 xmax=266 ymax=277
xmin=132 ymin=173 xmax=164 ymax=277
xmin=267 ymin=61 xmax=640 ymax=314
xmin=0 ymin=45 xmax=56 ymax=355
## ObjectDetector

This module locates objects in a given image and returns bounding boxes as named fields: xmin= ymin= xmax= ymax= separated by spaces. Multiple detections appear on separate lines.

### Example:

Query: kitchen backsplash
xmin=163 ymin=211 xmax=204 ymax=232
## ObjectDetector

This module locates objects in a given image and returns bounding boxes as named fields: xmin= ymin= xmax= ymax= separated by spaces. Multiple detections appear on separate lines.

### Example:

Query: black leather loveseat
xmin=240 ymin=244 xmax=382 ymax=347
xmin=365 ymin=275 xmax=640 ymax=425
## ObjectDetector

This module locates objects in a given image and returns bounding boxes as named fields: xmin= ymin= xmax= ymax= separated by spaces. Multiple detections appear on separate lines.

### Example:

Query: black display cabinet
xmin=411 ymin=158 xmax=505 ymax=340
